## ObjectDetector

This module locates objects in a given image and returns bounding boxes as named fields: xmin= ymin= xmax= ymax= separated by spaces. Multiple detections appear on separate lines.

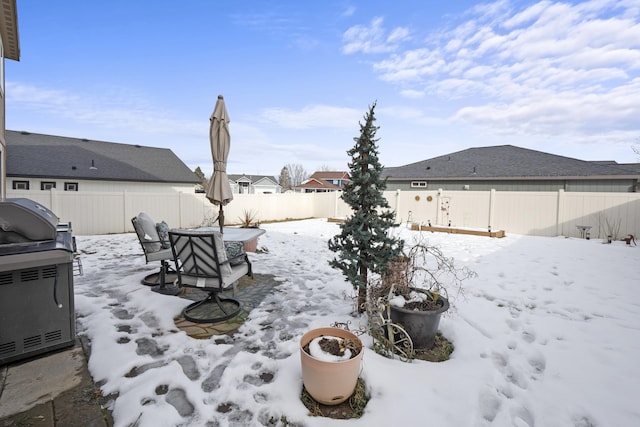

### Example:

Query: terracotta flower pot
xmin=299 ymin=327 xmax=364 ymax=405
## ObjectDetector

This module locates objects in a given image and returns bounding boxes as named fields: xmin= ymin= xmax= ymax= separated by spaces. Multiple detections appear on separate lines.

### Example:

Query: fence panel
xmin=443 ymin=191 xmax=491 ymax=229
xmin=560 ymin=192 xmax=640 ymax=239
xmin=491 ymin=192 xmax=560 ymax=236
xmin=5 ymin=188 xmax=640 ymax=238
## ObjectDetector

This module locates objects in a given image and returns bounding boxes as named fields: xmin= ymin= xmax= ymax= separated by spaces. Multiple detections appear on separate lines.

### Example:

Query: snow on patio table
xmin=73 ymin=219 xmax=640 ymax=427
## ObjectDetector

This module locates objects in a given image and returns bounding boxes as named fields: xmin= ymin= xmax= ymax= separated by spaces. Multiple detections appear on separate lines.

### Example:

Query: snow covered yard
xmin=73 ymin=219 xmax=640 ymax=427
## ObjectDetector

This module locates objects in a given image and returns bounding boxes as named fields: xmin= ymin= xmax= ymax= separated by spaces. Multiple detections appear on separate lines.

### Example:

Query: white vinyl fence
xmin=6 ymin=189 xmax=640 ymax=239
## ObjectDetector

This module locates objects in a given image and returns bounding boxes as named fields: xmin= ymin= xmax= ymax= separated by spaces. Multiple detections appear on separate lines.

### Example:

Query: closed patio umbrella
xmin=205 ymin=95 xmax=233 ymax=233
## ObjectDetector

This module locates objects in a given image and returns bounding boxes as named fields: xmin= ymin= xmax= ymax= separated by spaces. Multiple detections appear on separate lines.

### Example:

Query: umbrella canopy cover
xmin=205 ymin=95 xmax=234 ymax=207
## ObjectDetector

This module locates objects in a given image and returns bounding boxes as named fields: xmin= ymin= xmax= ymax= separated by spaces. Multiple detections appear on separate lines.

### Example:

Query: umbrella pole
xmin=219 ymin=205 xmax=224 ymax=234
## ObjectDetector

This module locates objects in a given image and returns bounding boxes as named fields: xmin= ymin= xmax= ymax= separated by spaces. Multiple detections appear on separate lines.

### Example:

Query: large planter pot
xmin=243 ymin=237 xmax=258 ymax=252
xmin=239 ymin=227 xmax=261 ymax=252
xmin=390 ymin=291 xmax=449 ymax=349
xmin=300 ymin=327 xmax=364 ymax=405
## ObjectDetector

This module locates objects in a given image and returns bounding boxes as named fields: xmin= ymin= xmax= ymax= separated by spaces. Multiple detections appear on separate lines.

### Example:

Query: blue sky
xmin=6 ymin=0 xmax=640 ymax=178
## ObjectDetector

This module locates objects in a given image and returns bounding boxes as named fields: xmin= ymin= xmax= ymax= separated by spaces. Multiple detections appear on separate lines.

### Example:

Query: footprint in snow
xmin=572 ymin=413 xmax=597 ymax=427
xmin=506 ymin=318 xmax=520 ymax=331
xmin=491 ymin=351 xmax=508 ymax=368
xmin=522 ymin=329 xmax=536 ymax=343
xmin=111 ymin=307 xmax=134 ymax=320
xmin=165 ymin=388 xmax=194 ymax=417
xmin=116 ymin=324 xmax=134 ymax=334
xmin=497 ymin=383 xmax=515 ymax=399
xmin=505 ymin=366 xmax=529 ymax=390
xmin=125 ymin=360 xmax=166 ymax=378
xmin=139 ymin=311 xmax=160 ymax=329
xmin=176 ymin=355 xmax=200 ymax=381
xmin=478 ymin=388 xmax=502 ymax=422
xmin=527 ymin=353 xmax=547 ymax=379
xmin=135 ymin=337 xmax=167 ymax=357
xmin=243 ymin=370 xmax=275 ymax=386
xmin=511 ymin=405 xmax=535 ymax=427
xmin=201 ymin=364 xmax=227 ymax=392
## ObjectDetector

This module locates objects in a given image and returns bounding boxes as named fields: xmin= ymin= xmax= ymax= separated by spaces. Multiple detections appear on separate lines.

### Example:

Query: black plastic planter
xmin=390 ymin=291 xmax=450 ymax=349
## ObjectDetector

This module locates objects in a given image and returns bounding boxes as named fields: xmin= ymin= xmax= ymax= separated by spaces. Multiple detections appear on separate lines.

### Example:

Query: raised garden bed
xmin=410 ymin=224 xmax=505 ymax=238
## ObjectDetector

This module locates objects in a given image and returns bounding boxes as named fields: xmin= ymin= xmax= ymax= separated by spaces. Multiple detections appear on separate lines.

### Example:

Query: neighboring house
xmin=0 ymin=1 xmax=20 ymax=198
xmin=294 ymin=171 xmax=350 ymax=193
xmin=228 ymin=174 xmax=280 ymax=194
xmin=6 ymin=130 xmax=200 ymax=193
xmin=381 ymin=145 xmax=640 ymax=193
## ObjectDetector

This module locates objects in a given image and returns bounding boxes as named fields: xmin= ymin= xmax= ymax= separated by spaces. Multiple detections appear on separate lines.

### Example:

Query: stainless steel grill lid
xmin=0 ymin=198 xmax=58 ymax=242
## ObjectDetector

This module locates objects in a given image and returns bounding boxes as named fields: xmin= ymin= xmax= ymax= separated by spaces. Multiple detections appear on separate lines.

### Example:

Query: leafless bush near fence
xmin=596 ymin=213 xmax=621 ymax=239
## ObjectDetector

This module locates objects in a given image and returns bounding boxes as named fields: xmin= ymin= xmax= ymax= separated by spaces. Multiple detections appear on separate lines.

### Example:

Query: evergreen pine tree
xmin=328 ymin=102 xmax=403 ymax=312
xmin=278 ymin=166 xmax=292 ymax=191
xmin=194 ymin=166 xmax=206 ymax=183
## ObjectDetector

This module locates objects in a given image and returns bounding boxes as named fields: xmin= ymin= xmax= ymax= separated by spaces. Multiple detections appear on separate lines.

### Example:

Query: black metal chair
xmin=131 ymin=213 xmax=180 ymax=296
xmin=169 ymin=229 xmax=252 ymax=323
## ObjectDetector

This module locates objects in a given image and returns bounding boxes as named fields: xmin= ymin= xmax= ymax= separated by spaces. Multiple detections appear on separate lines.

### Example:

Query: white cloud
xmin=387 ymin=27 xmax=411 ymax=43
xmin=374 ymin=48 xmax=445 ymax=82
xmin=259 ymin=104 xmax=362 ymax=129
xmin=378 ymin=105 xmax=450 ymax=127
xmin=7 ymin=82 xmax=81 ymax=108
xmin=341 ymin=6 xmax=356 ymax=18
xmin=399 ymin=89 xmax=425 ymax=99
xmin=342 ymin=17 xmax=410 ymax=54
xmin=501 ymin=0 xmax=550 ymax=28
xmin=345 ymin=0 xmax=640 ymax=145
xmin=454 ymin=77 xmax=640 ymax=140
xmin=6 ymin=81 xmax=202 ymax=137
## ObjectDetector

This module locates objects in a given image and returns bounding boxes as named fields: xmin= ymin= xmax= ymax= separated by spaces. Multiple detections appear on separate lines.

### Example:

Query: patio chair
xmin=72 ymin=235 xmax=83 ymax=276
xmin=169 ymin=229 xmax=252 ymax=323
xmin=131 ymin=212 xmax=181 ymax=296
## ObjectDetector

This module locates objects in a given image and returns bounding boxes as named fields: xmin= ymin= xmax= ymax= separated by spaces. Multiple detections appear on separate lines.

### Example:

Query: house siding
xmin=7 ymin=178 xmax=196 ymax=193
xmin=382 ymin=146 xmax=639 ymax=194
xmin=228 ymin=175 xmax=280 ymax=194
xmin=385 ymin=178 xmax=637 ymax=193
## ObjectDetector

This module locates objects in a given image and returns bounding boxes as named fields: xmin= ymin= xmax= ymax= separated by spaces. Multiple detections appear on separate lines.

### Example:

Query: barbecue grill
xmin=0 ymin=198 xmax=75 ymax=365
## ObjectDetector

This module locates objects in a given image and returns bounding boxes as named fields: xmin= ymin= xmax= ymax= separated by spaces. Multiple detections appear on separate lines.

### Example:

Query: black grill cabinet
xmin=0 ymin=198 xmax=75 ymax=365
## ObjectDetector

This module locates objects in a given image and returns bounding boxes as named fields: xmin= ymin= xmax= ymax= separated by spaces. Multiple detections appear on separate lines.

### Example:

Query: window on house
xmin=64 ymin=182 xmax=78 ymax=191
xmin=411 ymin=181 xmax=427 ymax=188
xmin=13 ymin=180 xmax=29 ymax=190
xmin=41 ymin=181 xmax=56 ymax=190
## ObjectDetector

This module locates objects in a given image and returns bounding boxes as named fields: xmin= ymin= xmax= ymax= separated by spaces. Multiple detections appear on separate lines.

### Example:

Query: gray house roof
xmin=6 ymin=130 xmax=200 ymax=184
xmin=382 ymin=145 xmax=639 ymax=180
xmin=228 ymin=174 xmax=277 ymax=184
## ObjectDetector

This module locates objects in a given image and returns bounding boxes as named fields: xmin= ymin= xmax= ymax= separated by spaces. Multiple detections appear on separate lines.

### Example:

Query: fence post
xmin=488 ymin=189 xmax=496 ymax=231
xmin=436 ymin=189 xmax=440 ymax=225
xmin=122 ymin=190 xmax=129 ymax=233
xmin=556 ymin=189 xmax=565 ymax=237
xmin=178 ymin=191 xmax=184 ymax=228
xmin=49 ymin=188 xmax=57 ymax=213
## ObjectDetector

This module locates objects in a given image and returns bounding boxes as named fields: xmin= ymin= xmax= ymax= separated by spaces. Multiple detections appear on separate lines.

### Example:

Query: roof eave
xmin=0 ymin=0 xmax=20 ymax=61
xmin=385 ymin=175 xmax=640 ymax=181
